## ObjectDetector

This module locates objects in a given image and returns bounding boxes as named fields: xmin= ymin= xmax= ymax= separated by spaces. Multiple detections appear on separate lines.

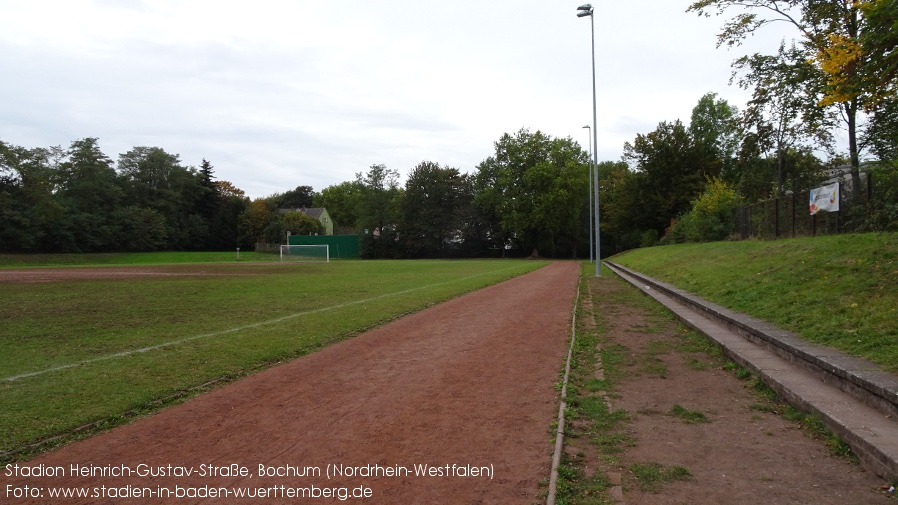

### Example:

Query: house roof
xmin=279 ymin=207 xmax=327 ymax=219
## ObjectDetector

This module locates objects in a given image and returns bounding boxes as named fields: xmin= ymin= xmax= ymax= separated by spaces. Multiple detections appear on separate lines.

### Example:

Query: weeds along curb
xmin=546 ymin=271 xmax=581 ymax=505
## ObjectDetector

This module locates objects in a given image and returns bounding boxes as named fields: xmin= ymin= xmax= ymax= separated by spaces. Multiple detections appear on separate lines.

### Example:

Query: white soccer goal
xmin=279 ymin=244 xmax=330 ymax=263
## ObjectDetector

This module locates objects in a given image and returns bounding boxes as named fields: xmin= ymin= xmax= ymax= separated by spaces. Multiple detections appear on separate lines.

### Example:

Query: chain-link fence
xmin=734 ymin=171 xmax=892 ymax=239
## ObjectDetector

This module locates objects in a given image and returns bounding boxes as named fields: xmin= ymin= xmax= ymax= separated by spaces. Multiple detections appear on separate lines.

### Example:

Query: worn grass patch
xmin=628 ymin=462 xmax=693 ymax=493
xmin=669 ymin=404 xmax=710 ymax=424
xmin=612 ymin=233 xmax=898 ymax=373
xmin=556 ymin=455 xmax=615 ymax=505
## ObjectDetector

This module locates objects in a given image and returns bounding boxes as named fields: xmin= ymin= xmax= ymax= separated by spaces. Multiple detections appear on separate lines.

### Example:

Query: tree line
xmin=0 ymin=129 xmax=593 ymax=258
xmin=222 ymin=129 xmax=592 ymax=259
xmin=2 ymin=0 xmax=896 ymax=257
xmin=0 ymin=138 xmax=246 ymax=253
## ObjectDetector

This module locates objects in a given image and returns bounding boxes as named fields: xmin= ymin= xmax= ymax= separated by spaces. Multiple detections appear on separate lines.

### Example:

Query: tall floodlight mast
xmin=577 ymin=3 xmax=600 ymax=276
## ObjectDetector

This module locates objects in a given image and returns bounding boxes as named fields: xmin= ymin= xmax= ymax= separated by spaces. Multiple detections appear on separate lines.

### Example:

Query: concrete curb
xmin=605 ymin=261 xmax=898 ymax=481
xmin=546 ymin=273 xmax=580 ymax=505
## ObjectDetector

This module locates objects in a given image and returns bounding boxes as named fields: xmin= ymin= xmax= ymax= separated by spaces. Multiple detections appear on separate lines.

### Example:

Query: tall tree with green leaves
xmin=114 ymin=206 xmax=168 ymax=251
xmin=237 ymin=198 xmax=278 ymax=247
xmin=451 ymin=174 xmax=492 ymax=258
xmin=623 ymin=120 xmax=717 ymax=236
xmin=208 ymin=180 xmax=248 ymax=250
xmin=733 ymin=41 xmax=835 ymax=196
xmin=595 ymin=160 xmax=650 ymax=252
xmin=274 ymin=185 xmax=315 ymax=209
xmin=688 ymin=0 xmax=866 ymax=195
xmin=356 ymin=164 xmax=402 ymax=258
xmin=399 ymin=161 xmax=468 ymax=258
xmin=859 ymin=0 xmax=898 ymax=161
xmin=474 ymin=128 xmax=589 ymax=258
xmin=864 ymin=99 xmax=898 ymax=161
xmin=58 ymin=138 xmax=123 ymax=251
xmin=689 ymin=92 xmax=742 ymax=183
xmin=117 ymin=146 xmax=208 ymax=250
xmin=858 ymin=0 xmax=898 ymax=101
xmin=0 ymin=141 xmax=68 ymax=251
xmin=199 ymin=158 xmax=215 ymax=187
xmin=281 ymin=211 xmax=324 ymax=236
xmin=0 ymin=141 xmax=36 ymax=250
xmin=314 ymin=181 xmax=363 ymax=233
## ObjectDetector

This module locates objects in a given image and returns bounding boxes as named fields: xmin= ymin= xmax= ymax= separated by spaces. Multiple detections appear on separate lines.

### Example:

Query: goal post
xmin=279 ymin=244 xmax=330 ymax=263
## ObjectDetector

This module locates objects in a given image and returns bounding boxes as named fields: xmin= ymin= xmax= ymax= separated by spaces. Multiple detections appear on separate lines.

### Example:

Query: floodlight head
xmin=577 ymin=10 xmax=592 ymax=18
xmin=582 ymin=125 xmax=590 ymax=129
xmin=577 ymin=4 xmax=593 ymax=15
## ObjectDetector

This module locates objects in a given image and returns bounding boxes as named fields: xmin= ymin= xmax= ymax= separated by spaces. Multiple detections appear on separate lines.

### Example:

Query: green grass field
xmin=0 ymin=256 xmax=546 ymax=460
xmin=611 ymin=233 xmax=898 ymax=374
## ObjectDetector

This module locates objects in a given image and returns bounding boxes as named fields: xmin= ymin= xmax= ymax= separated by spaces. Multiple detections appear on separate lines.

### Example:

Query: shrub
xmin=639 ymin=229 xmax=659 ymax=248
xmin=667 ymin=179 xmax=740 ymax=243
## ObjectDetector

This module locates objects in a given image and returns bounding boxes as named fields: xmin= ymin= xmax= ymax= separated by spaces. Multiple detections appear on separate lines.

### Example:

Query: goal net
xmin=279 ymin=244 xmax=330 ymax=263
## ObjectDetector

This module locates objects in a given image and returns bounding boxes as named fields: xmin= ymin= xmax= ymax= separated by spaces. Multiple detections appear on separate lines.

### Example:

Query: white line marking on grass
xmin=3 ymin=265 xmax=531 ymax=382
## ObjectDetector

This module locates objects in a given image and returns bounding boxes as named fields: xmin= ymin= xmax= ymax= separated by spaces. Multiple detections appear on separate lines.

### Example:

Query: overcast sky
xmin=1 ymin=0 xmax=798 ymax=199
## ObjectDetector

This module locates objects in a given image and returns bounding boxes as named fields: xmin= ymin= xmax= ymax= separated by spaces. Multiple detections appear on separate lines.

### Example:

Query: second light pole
xmin=582 ymin=124 xmax=593 ymax=263
xmin=578 ymin=3 xmax=600 ymax=276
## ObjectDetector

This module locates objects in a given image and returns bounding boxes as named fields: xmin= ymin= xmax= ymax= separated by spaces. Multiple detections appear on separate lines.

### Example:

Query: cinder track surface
xmin=3 ymin=261 xmax=579 ymax=504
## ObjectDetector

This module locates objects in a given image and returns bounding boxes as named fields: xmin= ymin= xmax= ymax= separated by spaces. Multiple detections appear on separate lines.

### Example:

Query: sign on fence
xmin=809 ymin=182 xmax=840 ymax=215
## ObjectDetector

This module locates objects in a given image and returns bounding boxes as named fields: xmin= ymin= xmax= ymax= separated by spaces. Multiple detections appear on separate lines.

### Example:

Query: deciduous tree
xmin=274 ymin=185 xmax=315 ymax=209
xmin=117 ymin=146 xmax=208 ymax=250
xmin=314 ymin=181 xmax=363 ymax=233
xmin=688 ymin=0 xmax=866 ymax=195
xmin=474 ymin=129 xmax=589 ymax=258
xmin=689 ymin=92 xmax=742 ymax=183
xmin=356 ymin=164 xmax=401 ymax=258
xmin=238 ymin=199 xmax=278 ymax=247
xmin=58 ymin=138 xmax=123 ymax=251
xmin=733 ymin=42 xmax=835 ymax=196
xmin=399 ymin=161 xmax=468 ymax=258
xmin=623 ymin=120 xmax=717 ymax=236
xmin=858 ymin=0 xmax=898 ymax=102
xmin=281 ymin=210 xmax=324 ymax=236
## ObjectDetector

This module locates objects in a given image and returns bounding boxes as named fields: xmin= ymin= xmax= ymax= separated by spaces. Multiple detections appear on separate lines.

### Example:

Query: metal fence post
xmin=773 ymin=198 xmax=780 ymax=238
xmin=791 ymin=193 xmax=796 ymax=237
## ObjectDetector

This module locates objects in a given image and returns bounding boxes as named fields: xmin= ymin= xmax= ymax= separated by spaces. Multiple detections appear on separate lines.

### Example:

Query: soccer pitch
xmin=0 ymin=258 xmax=545 ymax=460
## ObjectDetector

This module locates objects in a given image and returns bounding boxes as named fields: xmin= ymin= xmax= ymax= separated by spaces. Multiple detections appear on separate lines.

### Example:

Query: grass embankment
xmin=611 ymin=233 xmax=898 ymax=373
xmin=0 ymin=258 xmax=545 ymax=460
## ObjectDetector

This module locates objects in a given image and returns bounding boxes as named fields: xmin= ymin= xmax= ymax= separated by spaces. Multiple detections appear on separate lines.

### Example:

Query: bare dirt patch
xmin=0 ymin=264 xmax=286 ymax=283
xmin=587 ymin=273 xmax=890 ymax=504
xmin=2 ymin=261 xmax=579 ymax=504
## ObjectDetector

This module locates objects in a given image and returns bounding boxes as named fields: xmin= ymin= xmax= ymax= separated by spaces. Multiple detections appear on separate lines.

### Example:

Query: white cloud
xmin=0 ymin=0 xmax=805 ymax=198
